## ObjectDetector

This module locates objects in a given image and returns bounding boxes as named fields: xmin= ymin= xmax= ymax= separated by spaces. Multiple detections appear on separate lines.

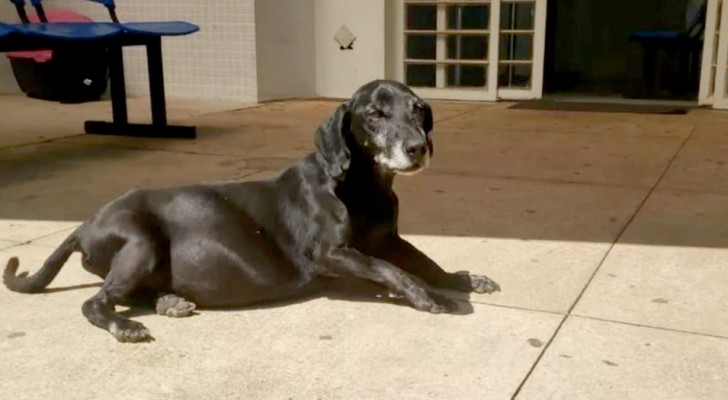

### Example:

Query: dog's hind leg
xmin=81 ymin=224 xmax=162 ymax=343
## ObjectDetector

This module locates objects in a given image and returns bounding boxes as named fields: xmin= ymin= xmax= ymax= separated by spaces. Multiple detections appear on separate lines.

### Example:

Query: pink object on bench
xmin=7 ymin=9 xmax=94 ymax=63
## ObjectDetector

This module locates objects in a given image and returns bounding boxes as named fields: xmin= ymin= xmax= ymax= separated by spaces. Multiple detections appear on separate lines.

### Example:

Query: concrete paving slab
xmin=394 ymin=174 xmax=646 ymax=313
xmin=515 ymin=317 xmax=728 ymax=400
xmin=573 ymin=190 xmax=728 ymax=337
xmin=0 ymin=142 xmax=256 ymax=221
xmin=659 ymin=138 xmax=728 ymax=195
xmin=0 ymin=245 xmax=562 ymax=400
xmin=0 ymin=239 xmax=17 ymax=250
xmin=429 ymin=129 xmax=683 ymax=187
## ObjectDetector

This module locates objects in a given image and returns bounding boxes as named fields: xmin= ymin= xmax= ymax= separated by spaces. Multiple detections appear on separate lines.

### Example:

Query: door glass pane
xmin=447 ymin=5 xmax=489 ymax=30
xmin=498 ymin=64 xmax=532 ymax=88
xmin=407 ymin=35 xmax=436 ymax=60
xmin=407 ymin=5 xmax=437 ymax=30
xmin=407 ymin=64 xmax=436 ymax=87
xmin=447 ymin=65 xmax=487 ymax=87
xmin=501 ymin=1 xmax=535 ymax=30
xmin=499 ymin=34 xmax=533 ymax=61
xmin=447 ymin=35 xmax=488 ymax=60
xmin=404 ymin=1 xmax=496 ymax=90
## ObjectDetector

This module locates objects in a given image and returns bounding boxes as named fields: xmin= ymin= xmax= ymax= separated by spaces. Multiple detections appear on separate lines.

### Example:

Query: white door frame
xmin=393 ymin=0 xmax=548 ymax=102
xmin=700 ymin=0 xmax=728 ymax=109
xmin=497 ymin=0 xmax=547 ymax=100
xmin=714 ymin=0 xmax=728 ymax=108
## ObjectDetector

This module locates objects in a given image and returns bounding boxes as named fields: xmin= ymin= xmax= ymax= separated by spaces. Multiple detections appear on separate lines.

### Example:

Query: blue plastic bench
xmin=1 ymin=0 xmax=200 ymax=138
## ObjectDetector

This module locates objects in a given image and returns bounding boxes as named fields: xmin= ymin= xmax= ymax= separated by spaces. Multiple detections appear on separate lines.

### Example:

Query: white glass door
xmin=394 ymin=0 xmax=547 ymax=101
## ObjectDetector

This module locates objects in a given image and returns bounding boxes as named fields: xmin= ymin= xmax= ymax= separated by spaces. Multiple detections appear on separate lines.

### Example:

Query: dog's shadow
xmin=113 ymin=278 xmax=476 ymax=319
xmin=317 ymin=278 xmax=476 ymax=315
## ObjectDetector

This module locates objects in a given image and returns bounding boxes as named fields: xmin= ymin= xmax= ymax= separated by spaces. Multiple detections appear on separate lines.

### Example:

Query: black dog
xmin=3 ymin=80 xmax=499 ymax=343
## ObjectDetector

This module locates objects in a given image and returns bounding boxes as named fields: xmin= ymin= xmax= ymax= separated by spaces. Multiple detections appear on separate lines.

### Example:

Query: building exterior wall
xmin=314 ymin=0 xmax=387 ymax=99
xmin=255 ymin=0 xmax=316 ymax=102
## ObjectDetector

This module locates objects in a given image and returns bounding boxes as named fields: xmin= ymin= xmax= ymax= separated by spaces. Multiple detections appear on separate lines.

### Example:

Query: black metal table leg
xmin=147 ymin=37 xmax=167 ymax=127
xmin=85 ymin=40 xmax=196 ymax=139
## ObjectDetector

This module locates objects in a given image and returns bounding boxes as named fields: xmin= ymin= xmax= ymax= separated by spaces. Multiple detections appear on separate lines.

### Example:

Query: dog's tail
xmin=3 ymin=229 xmax=80 ymax=293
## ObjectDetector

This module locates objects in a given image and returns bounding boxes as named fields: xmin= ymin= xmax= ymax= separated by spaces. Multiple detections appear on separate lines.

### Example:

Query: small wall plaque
xmin=334 ymin=25 xmax=356 ymax=50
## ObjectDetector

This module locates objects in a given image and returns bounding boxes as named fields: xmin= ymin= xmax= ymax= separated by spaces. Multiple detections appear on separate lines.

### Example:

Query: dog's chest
xmin=344 ymin=203 xmax=396 ymax=245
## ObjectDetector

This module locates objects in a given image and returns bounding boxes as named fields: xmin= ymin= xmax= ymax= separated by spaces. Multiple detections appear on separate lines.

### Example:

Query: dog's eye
xmin=413 ymin=103 xmax=425 ymax=116
xmin=367 ymin=109 xmax=385 ymax=120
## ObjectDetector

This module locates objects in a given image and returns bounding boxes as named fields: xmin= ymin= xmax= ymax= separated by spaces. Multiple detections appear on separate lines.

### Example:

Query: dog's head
xmin=315 ymin=80 xmax=434 ymax=180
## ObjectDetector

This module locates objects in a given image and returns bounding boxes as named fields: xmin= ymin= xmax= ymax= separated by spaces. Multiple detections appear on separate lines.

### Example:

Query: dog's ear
xmin=422 ymin=102 xmax=434 ymax=156
xmin=315 ymin=104 xmax=352 ymax=180
xmin=422 ymin=102 xmax=434 ymax=135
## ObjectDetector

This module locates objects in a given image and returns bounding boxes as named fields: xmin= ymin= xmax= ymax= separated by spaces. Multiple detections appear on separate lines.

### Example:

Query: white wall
xmin=314 ymin=0 xmax=386 ymax=99
xmin=0 ymin=2 xmax=21 ymax=94
xmin=255 ymin=0 xmax=315 ymax=102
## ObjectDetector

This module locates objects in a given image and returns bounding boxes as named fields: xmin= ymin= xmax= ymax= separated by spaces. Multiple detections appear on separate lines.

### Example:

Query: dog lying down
xmin=3 ymin=80 xmax=499 ymax=343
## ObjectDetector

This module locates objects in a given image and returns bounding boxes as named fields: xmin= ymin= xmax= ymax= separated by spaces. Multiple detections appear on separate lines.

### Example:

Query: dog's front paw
xmin=469 ymin=274 xmax=500 ymax=294
xmin=109 ymin=320 xmax=154 ymax=343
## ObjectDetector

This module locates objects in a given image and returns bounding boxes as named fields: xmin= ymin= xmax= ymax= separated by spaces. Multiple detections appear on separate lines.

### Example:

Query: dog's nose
xmin=404 ymin=140 xmax=428 ymax=158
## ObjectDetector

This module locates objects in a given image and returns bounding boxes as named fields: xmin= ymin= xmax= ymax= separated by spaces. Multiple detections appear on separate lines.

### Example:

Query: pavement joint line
xmin=462 ymin=298 xmax=565 ymax=317
xmin=509 ymin=124 xmax=697 ymax=400
xmin=571 ymin=314 xmax=728 ymax=341
xmin=19 ymin=224 xmax=83 ymax=247
xmin=650 ymin=186 xmax=728 ymax=197
xmin=0 ymin=134 xmax=83 ymax=151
